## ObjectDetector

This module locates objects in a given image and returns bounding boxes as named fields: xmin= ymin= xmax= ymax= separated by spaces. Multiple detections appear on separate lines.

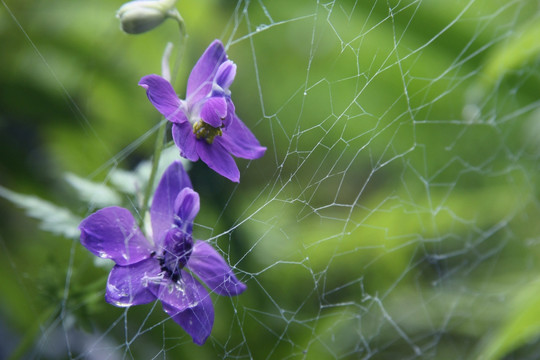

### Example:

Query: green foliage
xmin=110 ymin=144 xmax=190 ymax=196
xmin=65 ymin=173 xmax=121 ymax=208
xmin=0 ymin=185 xmax=81 ymax=238
xmin=474 ymin=278 xmax=540 ymax=359
xmin=483 ymin=19 xmax=540 ymax=86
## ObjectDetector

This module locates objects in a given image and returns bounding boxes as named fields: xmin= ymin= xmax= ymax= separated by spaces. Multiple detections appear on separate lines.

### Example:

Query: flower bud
xmin=116 ymin=0 xmax=181 ymax=35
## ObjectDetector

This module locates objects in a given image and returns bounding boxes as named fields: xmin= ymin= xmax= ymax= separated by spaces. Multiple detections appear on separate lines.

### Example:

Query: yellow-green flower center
xmin=193 ymin=120 xmax=223 ymax=144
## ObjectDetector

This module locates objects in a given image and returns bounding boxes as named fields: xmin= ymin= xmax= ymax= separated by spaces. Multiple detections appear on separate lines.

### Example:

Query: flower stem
xmin=138 ymin=20 xmax=186 ymax=227
xmin=139 ymin=118 xmax=167 ymax=224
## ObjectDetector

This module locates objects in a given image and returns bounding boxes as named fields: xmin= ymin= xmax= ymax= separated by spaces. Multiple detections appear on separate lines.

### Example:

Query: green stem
xmin=139 ymin=118 xmax=167 ymax=224
xmin=169 ymin=9 xmax=186 ymax=83
xmin=138 ymin=20 xmax=186 ymax=227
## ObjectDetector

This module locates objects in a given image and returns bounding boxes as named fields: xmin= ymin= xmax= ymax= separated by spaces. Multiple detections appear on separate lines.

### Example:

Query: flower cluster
xmin=79 ymin=33 xmax=265 ymax=344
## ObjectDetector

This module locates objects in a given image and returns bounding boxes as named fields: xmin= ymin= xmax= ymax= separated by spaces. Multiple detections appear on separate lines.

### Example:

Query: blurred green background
xmin=2 ymin=0 xmax=540 ymax=358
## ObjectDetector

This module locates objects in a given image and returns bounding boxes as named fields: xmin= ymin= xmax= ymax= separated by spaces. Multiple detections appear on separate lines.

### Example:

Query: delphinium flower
xmin=139 ymin=40 xmax=266 ymax=182
xmin=78 ymin=161 xmax=246 ymax=345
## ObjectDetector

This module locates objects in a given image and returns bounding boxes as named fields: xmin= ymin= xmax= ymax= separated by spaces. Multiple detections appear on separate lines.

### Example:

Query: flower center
xmin=193 ymin=120 xmax=223 ymax=144
xmin=159 ymin=228 xmax=193 ymax=282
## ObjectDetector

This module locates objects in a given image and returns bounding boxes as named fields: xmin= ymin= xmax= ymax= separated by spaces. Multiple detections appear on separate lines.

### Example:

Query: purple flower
xmin=139 ymin=39 xmax=266 ymax=182
xmin=78 ymin=161 xmax=246 ymax=345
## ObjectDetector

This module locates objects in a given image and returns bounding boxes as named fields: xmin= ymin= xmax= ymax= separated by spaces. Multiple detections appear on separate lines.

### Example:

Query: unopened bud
xmin=116 ymin=0 xmax=182 ymax=35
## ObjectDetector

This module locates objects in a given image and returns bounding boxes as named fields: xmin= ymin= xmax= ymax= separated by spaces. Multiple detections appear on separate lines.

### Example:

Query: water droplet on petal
xmin=110 ymin=299 xmax=133 ymax=307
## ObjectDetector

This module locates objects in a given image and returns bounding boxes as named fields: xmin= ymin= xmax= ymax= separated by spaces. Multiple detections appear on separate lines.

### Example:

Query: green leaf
xmin=0 ymin=185 xmax=81 ymax=238
xmin=483 ymin=19 xmax=540 ymax=85
xmin=474 ymin=278 xmax=540 ymax=359
xmin=464 ymin=18 xmax=540 ymax=112
xmin=65 ymin=172 xmax=122 ymax=207
xmin=109 ymin=145 xmax=190 ymax=197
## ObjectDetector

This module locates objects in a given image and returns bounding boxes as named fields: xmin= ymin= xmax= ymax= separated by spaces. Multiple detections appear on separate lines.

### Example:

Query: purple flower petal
xmin=154 ymin=270 xmax=205 ymax=311
xmin=200 ymin=97 xmax=227 ymax=128
xmin=173 ymin=188 xmax=200 ymax=232
xmin=197 ymin=139 xmax=240 ymax=182
xmin=150 ymin=161 xmax=192 ymax=247
xmin=221 ymin=114 xmax=266 ymax=160
xmin=79 ymin=207 xmax=151 ymax=266
xmin=186 ymin=40 xmax=227 ymax=104
xmin=162 ymin=300 xmax=214 ymax=345
xmin=105 ymin=258 xmax=160 ymax=307
xmin=214 ymin=60 xmax=236 ymax=90
xmin=188 ymin=241 xmax=247 ymax=296
xmin=172 ymin=122 xmax=199 ymax=162
xmin=221 ymin=98 xmax=235 ymax=128
xmin=157 ymin=271 xmax=214 ymax=345
xmin=139 ymin=75 xmax=187 ymax=123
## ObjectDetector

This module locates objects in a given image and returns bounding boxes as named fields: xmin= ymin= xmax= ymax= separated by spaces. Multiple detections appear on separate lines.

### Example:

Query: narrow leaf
xmin=483 ymin=20 xmax=540 ymax=85
xmin=474 ymin=279 xmax=540 ymax=359
xmin=109 ymin=145 xmax=190 ymax=196
xmin=0 ymin=185 xmax=81 ymax=238
xmin=65 ymin=173 xmax=122 ymax=207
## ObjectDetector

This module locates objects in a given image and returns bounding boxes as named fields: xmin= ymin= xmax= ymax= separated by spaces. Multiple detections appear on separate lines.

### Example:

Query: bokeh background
xmin=2 ymin=0 xmax=540 ymax=358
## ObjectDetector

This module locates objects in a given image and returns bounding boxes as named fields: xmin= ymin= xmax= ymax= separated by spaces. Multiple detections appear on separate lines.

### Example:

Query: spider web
xmin=1 ymin=0 xmax=540 ymax=359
